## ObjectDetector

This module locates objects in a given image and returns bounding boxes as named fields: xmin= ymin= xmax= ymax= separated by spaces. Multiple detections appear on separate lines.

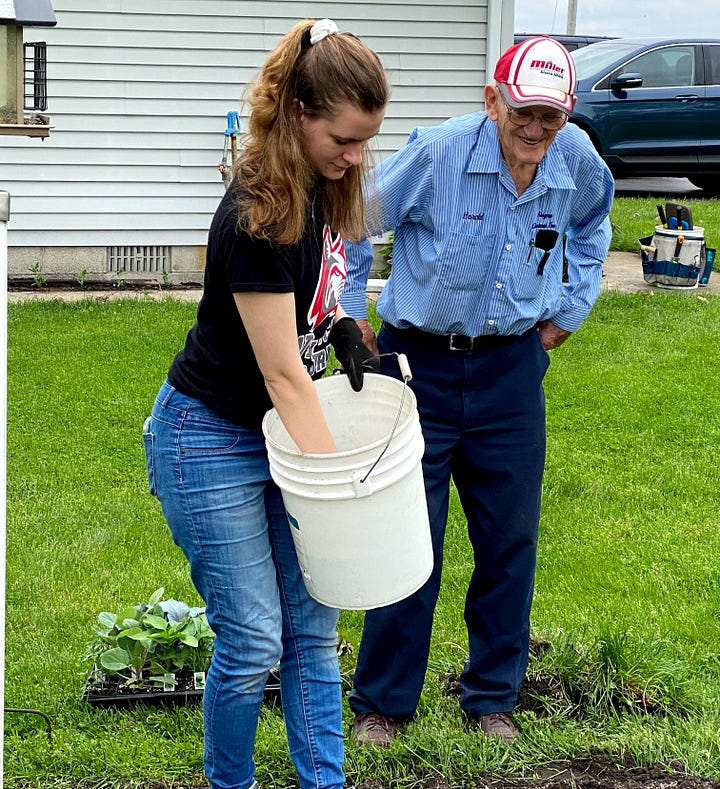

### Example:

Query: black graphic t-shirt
xmin=168 ymin=180 xmax=346 ymax=428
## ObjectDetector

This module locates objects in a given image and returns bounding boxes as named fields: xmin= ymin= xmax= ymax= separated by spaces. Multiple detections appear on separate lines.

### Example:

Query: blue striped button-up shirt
xmin=342 ymin=111 xmax=614 ymax=336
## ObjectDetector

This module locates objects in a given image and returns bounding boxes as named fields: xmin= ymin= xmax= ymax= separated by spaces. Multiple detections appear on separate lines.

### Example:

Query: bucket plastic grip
xmin=351 ymin=469 xmax=373 ymax=497
xmin=358 ymin=353 xmax=412 ymax=485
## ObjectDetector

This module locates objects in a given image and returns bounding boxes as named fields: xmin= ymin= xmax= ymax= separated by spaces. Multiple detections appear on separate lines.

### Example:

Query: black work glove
xmin=329 ymin=317 xmax=380 ymax=392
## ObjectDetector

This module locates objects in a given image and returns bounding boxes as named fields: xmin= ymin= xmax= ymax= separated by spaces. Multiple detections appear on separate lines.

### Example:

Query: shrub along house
xmin=1 ymin=0 xmax=513 ymax=285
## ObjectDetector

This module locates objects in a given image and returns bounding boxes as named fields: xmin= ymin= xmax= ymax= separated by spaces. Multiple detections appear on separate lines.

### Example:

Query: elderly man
xmin=341 ymin=35 xmax=614 ymax=746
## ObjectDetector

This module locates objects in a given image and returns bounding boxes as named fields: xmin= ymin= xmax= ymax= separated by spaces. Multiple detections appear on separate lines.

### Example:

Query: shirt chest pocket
xmin=436 ymin=231 xmax=496 ymax=293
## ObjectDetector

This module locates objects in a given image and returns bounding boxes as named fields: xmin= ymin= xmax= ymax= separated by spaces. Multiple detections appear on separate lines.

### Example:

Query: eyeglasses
xmin=502 ymin=100 xmax=568 ymax=131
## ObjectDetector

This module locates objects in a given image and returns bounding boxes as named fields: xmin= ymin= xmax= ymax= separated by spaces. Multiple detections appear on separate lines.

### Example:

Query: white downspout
xmin=486 ymin=0 xmax=516 ymax=89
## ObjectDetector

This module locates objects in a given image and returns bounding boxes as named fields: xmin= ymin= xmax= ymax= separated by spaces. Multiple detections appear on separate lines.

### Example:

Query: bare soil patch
xmin=355 ymin=752 xmax=720 ymax=789
xmin=7 ymin=277 xmax=202 ymax=293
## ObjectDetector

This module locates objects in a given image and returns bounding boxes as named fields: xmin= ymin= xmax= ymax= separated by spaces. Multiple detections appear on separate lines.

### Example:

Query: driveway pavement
xmin=613 ymin=177 xmax=704 ymax=198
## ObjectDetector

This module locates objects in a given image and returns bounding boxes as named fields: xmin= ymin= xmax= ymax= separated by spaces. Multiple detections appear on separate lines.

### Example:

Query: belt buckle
xmin=449 ymin=333 xmax=473 ymax=351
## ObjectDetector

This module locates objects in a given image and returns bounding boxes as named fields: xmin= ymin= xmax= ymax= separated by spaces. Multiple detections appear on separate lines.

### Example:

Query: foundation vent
xmin=106 ymin=245 xmax=169 ymax=274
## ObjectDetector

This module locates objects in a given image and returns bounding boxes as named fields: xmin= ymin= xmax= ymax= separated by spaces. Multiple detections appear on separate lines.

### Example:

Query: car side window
xmin=706 ymin=45 xmax=720 ymax=85
xmin=618 ymin=46 xmax=695 ymax=88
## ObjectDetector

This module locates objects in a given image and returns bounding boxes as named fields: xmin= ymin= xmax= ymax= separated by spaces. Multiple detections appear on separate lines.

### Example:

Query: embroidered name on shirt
xmin=533 ymin=212 xmax=557 ymax=231
xmin=463 ymin=211 xmax=485 ymax=221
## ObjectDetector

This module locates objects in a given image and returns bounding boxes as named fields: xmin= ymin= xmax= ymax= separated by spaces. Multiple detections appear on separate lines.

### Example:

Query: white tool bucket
xmin=640 ymin=225 xmax=706 ymax=288
xmin=262 ymin=373 xmax=433 ymax=610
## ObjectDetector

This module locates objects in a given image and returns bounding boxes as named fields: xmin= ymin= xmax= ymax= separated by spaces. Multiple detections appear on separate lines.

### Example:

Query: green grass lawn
xmin=5 ymin=290 xmax=720 ymax=788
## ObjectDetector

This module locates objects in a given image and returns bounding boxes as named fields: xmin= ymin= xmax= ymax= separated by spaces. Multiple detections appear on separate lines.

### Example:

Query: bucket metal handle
xmin=358 ymin=353 xmax=412 ymax=485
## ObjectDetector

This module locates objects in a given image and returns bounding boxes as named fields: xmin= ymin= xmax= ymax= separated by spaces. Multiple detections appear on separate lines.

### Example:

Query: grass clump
xmin=523 ymin=630 xmax=698 ymax=719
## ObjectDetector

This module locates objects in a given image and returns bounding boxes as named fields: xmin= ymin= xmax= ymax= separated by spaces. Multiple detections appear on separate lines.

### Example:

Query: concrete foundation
xmin=8 ymin=245 xmax=206 ymax=285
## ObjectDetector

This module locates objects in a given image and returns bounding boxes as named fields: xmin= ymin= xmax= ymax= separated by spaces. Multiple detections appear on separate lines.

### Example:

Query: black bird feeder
xmin=0 ymin=0 xmax=56 ymax=138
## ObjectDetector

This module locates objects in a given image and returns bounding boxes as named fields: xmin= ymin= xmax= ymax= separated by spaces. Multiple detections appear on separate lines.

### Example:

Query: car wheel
xmin=688 ymin=176 xmax=719 ymax=195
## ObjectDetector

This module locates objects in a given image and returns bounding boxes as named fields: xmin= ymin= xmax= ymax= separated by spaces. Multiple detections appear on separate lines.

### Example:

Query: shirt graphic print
xmin=299 ymin=225 xmax=347 ymax=377
xmin=308 ymin=225 xmax=347 ymax=330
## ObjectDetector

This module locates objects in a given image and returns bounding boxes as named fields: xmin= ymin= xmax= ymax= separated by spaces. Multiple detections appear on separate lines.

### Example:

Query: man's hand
xmin=355 ymin=319 xmax=379 ymax=356
xmin=536 ymin=320 xmax=571 ymax=351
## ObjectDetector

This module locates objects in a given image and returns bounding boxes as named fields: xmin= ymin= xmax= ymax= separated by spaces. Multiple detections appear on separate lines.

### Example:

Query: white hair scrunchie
xmin=310 ymin=18 xmax=339 ymax=45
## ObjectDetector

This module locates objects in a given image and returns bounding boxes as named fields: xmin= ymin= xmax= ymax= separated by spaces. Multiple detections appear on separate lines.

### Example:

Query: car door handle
xmin=675 ymin=94 xmax=700 ymax=102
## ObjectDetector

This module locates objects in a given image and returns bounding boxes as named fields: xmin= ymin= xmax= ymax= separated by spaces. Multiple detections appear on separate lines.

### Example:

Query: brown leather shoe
xmin=475 ymin=712 xmax=519 ymax=743
xmin=351 ymin=712 xmax=399 ymax=747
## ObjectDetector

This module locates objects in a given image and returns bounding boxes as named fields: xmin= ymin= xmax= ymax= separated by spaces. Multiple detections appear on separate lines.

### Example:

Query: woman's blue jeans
xmin=143 ymin=380 xmax=345 ymax=789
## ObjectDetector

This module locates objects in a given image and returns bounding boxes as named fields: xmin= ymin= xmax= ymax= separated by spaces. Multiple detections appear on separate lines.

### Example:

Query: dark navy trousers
xmin=348 ymin=325 xmax=549 ymax=719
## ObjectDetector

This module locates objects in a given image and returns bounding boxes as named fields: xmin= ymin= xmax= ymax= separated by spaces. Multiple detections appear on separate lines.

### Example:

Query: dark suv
xmin=514 ymin=33 xmax=615 ymax=52
xmin=569 ymin=37 xmax=720 ymax=191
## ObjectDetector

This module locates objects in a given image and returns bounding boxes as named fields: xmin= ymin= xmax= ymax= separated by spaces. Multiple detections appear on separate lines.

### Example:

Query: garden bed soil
xmin=357 ymin=753 xmax=720 ymax=788
xmin=7 ymin=278 xmax=203 ymax=293
xmin=85 ymin=754 xmax=720 ymax=789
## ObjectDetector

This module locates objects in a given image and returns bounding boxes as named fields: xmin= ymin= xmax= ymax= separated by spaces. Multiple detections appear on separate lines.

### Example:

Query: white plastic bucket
xmin=641 ymin=225 xmax=706 ymax=289
xmin=262 ymin=373 xmax=433 ymax=610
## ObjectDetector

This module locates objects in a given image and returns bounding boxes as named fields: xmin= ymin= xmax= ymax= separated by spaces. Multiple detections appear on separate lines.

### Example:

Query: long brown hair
xmin=235 ymin=20 xmax=389 ymax=244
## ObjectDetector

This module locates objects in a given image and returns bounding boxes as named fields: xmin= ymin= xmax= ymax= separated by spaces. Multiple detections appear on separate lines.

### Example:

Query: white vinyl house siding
xmin=1 ymin=0 xmax=512 ymax=276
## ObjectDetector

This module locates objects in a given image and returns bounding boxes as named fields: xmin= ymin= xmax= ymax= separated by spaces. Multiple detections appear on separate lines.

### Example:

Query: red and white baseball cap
xmin=493 ymin=36 xmax=576 ymax=113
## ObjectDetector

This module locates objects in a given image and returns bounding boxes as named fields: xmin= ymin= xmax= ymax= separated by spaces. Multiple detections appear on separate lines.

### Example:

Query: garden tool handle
xmin=672 ymin=235 xmax=684 ymax=261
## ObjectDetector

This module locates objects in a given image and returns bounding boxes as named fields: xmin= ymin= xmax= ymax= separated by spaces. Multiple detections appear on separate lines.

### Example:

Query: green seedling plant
xmin=29 ymin=262 xmax=46 ymax=288
xmin=83 ymin=587 xmax=214 ymax=689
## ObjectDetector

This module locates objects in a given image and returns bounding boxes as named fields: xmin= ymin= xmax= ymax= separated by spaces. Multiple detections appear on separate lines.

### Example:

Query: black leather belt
xmin=385 ymin=323 xmax=523 ymax=352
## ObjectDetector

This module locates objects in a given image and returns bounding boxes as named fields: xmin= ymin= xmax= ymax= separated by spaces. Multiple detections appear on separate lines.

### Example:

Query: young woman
xmin=143 ymin=19 xmax=389 ymax=789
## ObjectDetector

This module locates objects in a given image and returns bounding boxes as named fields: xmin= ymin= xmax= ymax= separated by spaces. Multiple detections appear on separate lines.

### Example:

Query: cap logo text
xmin=529 ymin=59 xmax=565 ymax=76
